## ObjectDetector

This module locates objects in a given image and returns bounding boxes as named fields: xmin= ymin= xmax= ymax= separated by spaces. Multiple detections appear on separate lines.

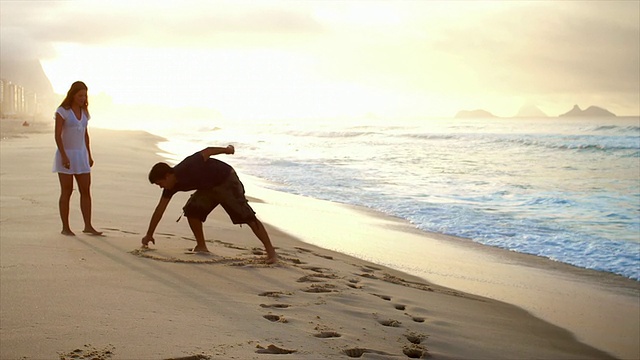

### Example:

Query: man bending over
xmin=142 ymin=145 xmax=277 ymax=264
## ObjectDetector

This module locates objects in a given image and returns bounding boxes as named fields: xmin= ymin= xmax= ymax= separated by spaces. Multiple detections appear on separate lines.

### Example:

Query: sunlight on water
xmin=95 ymin=115 xmax=640 ymax=280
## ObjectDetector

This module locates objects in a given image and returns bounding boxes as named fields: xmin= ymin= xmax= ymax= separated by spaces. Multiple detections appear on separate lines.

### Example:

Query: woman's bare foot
xmin=191 ymin=246 xmax=210 ymax=253
xmin=61 ymin=229 xmax=76 ymax=236
xmin=82 ymin=228 xmax=103 ymax=236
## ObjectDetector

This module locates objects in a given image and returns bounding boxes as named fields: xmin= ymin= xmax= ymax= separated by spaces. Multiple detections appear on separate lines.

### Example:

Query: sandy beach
xmin=1 ymin=119 xmax=638 ymax=360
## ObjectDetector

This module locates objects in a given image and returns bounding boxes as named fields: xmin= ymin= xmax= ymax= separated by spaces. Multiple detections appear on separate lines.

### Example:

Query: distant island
xmin=559 ymin=105 xmax=616 ymax=117
xmin=454 ymin=104 xmax=617 ymax=119
xmin=454 ymin=109 xmax=497 ymax=118
xmin=514 ymin=104 xmax=547 ymax=118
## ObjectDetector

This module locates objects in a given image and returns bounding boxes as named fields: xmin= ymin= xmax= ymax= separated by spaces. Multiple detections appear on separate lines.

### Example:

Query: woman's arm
xmin=54 ymin=112 xmax=70 ymax=169
xmin=85 ymin=128 xmax=94 ymax=167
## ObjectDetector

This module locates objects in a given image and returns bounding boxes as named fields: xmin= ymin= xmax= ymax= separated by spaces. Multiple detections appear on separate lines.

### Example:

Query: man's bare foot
xmin=191 ymin=246 xmax=210 ymax=253
xmin=265 ymin=254 xmax=278 ymax=264
xmin=82 ymin=228 xmax=103 ymax=236
xmin=61 ymin=229 xmax=76 ymax=236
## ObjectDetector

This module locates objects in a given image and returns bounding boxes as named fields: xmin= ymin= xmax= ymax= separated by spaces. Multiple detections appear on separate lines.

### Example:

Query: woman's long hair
xmin=59 ymin=81 xmax=89 ymax=110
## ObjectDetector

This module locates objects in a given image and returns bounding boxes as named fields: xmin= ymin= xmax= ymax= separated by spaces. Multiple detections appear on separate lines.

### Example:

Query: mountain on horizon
xmin=0 ymin=59 xmax=54 ymax=98
xmin=514 ymin=104 xmax=547 ymax=118
xmin=0 ymin=58 xmax=57 ymax=114
xmin=559 ymin=105 xmax=616 ymax=117
xmin=454 ymin=109 xmax=497 ymax=118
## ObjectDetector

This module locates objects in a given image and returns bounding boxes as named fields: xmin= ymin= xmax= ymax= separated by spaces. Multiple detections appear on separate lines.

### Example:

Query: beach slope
xmin=0 ymin=124 xmax=625 ymax=359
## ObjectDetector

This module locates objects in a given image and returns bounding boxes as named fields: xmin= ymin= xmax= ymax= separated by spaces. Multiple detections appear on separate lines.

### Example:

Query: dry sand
xmin=1 ymin=119 xmax=638 ymax=360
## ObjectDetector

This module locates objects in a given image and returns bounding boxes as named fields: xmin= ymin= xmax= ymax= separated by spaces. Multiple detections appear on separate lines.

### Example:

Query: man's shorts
xmin=182 ymin=170 xmax=257 ymax=224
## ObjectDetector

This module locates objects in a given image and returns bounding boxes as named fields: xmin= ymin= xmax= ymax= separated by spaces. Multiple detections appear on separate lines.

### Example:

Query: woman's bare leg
xmin=58 ymin=173 xmax=75 ymax=235
xmin=75 ymin=173 xmax=102 ymax=235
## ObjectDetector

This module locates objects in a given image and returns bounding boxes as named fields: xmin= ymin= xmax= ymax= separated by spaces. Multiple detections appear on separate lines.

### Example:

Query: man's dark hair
xmin=148 ymin=162 xmax=173 ymax=183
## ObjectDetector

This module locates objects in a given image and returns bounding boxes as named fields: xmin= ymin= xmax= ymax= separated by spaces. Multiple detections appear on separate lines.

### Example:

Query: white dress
xmin=52 ymin=106 xmax=92 ymax=174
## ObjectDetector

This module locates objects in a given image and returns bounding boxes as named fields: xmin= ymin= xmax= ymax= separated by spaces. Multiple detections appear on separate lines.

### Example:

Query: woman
xmin=53 ymin=81 xmax=101 ymax=236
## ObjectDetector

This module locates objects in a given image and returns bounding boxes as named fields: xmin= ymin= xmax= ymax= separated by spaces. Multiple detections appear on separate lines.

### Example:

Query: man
xmin=142 ymin=145 xmax=277 ymax=264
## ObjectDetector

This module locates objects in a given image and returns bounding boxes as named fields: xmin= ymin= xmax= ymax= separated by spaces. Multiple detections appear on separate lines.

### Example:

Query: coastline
xmin=242 ymin=172 xmax=640 ymax=360
xmin=0 ymin=122 xmax=637 ymax=359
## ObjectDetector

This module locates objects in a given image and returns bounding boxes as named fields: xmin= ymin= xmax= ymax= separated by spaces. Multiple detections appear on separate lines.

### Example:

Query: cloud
xmin=1 ymin=1 xmax=323 ymax=52
xmin=0 ymin=27 xmax=54 ymax=61
xmin=432 ymin=1 xmax=639 ymax=97
xmin=2 ymin=1 xmax=637 ymax=115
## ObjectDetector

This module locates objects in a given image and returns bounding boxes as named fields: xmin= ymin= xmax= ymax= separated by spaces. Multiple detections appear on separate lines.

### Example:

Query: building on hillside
xmin=0 ymin=78 xmax=42 ymax=118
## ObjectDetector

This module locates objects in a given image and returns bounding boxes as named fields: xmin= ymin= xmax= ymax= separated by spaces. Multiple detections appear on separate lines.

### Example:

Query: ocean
xmin=132 ymin=116 xmax=639 ymax=281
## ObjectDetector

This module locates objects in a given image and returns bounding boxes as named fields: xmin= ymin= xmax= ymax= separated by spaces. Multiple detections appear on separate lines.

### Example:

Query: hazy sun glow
xmin=4 ymin=0 xmax=640 ymax=122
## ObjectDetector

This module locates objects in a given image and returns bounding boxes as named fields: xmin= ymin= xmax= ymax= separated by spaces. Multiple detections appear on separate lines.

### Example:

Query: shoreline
xmin=0 ymin=123 xmax=637 ymax=359
xmin=240 ymin=171 xmax=640 ymax=360
xmin=152 ymin=124 xmax=640 ymax=359
xmin=153 ymin=125 xmax=640 ymax=359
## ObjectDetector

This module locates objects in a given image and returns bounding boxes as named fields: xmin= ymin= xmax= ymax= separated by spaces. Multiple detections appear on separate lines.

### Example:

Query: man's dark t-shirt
xmin=161 ymin=152 xmax=233 ymax=198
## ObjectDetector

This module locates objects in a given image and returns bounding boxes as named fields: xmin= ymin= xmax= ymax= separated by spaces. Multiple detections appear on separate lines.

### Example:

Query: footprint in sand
xmin=258 ymin=291 xmax=291 ymax=298
xmin=294 ymin=247 xmax=334 ymax=260
xmin=377 ymin=319 xmax=402 ymax=327
xmin=343 ymin=348 xmax=367 ymax=358
xmin=342 ymin=348 xmax=392 ymax=358
xmin=58 ymin=344 xmax=115 ymax=360
xmin=297 ymin=273 xmax=339 ymax=283
xmin=297 ymin=275 xmax=325 ymax=283
xmin=403 ymin=344 xmax=429 ymax=359
xmin=400 ymin=310 xmax=427 ymax=323
xmin=260 ymin=303 xmax=290 ymax=309
xmin=358 ymin=272 xmax=378 ymax=279
xmin=165 ymin=355 xmax=211 ymax=360
xmin=372 ymin=293 xmax=392 ymax=301
xmin=356 ymin=265 xmax=382 ymax=273
xmin=263 ymin=314 xmax=288 ymax=323
xmin=345 ymin=278 xmax=363 ymax=289
xmin=301 ymin=266 xmax=330 ymax=273
xmin=303 ymin=284 xmax=337 ymax=293
xmin=313 ymin=331 xmax=341 ymax=338
xmin=255 ymin=344 xmax=296 ymax=354
xmin=405 ymin=331 xmax=427 ymax=345
xmin=353 ymin=264 xmax=378 ymax=279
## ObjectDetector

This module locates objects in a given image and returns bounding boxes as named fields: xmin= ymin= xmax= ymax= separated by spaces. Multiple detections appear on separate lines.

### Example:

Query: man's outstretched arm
xmin=142 ymin=195 xmax=171 ymax=247
xmin=200 ymin=145 xmax=234 ymax=160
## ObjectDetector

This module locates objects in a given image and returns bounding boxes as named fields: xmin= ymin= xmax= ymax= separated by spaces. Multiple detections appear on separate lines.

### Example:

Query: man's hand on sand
xmin=141 ymin=235 xmax=155 ymax=248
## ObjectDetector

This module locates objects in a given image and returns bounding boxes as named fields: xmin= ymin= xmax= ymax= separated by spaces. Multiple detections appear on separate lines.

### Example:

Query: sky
xmin=1 ymin=0 xmax=639 ymax=121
